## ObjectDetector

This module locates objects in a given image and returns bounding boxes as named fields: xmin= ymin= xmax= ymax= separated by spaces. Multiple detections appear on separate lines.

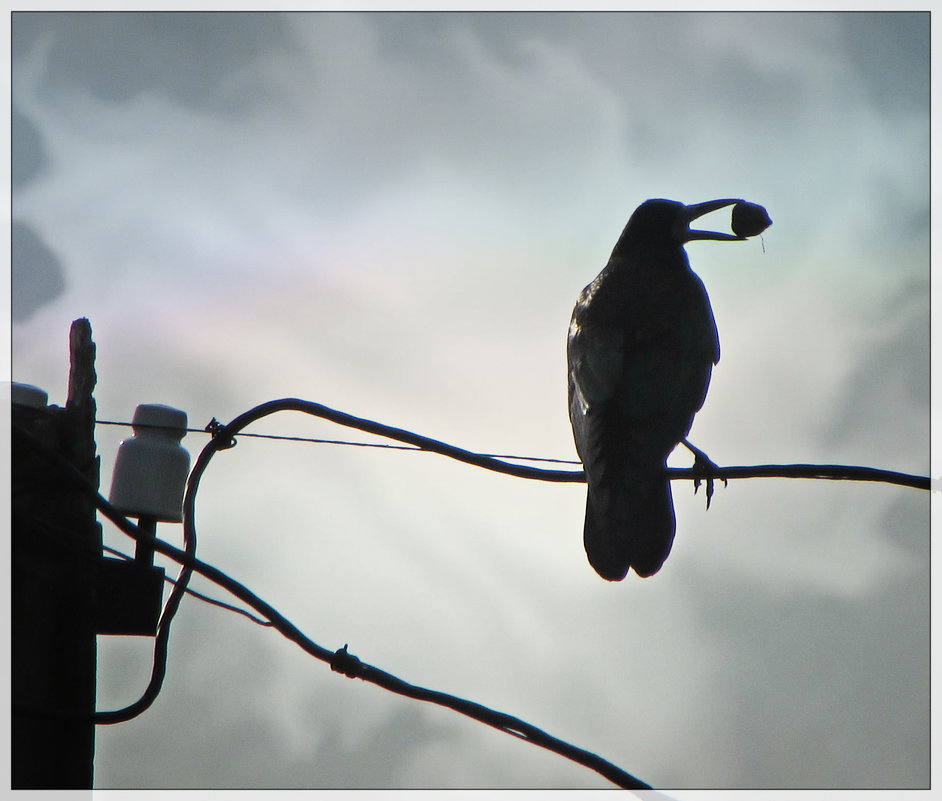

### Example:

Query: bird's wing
xmin=567 ymin=310 xmax=627 ymax=487
xmin=568 ymin=277 xmax=719 ymax=483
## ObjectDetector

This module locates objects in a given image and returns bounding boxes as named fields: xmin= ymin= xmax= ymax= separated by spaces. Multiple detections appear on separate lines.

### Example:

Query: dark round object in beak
xmin=731 ymin=202 xmax=772 ymax=238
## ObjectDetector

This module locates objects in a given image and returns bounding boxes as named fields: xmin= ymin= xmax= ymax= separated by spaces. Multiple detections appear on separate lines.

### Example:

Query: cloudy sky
xmin=9 ymin=9 xmax=931 ymax=795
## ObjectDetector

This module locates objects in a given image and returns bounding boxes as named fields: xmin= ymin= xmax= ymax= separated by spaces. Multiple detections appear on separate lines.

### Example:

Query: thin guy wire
xmin=94 ymin=418 xmax=582 ymax=466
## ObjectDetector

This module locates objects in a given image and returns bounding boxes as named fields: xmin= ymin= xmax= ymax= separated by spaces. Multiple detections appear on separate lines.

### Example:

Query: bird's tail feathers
xmin=583 ymin=467 xmax=676 ymax=580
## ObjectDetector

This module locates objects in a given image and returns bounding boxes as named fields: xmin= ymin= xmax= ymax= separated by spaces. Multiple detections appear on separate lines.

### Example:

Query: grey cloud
xmin=841 ymin=12 xmax=930 ymax=109
xmin=823 ymin=279 xmax=929 ymax=468
xmin=12 ymin=106 xmax=46 ymax=187
xmin=12 ymin=11 xmax=290 ymax=112
xmin=12 ymin=221 xmax=66 ymax=321
xmin=879 ymin=492 xmax=929 ymax=558
xmin=98 ymin=702 xmax=454 ymax=789
xmin=679 ymin=532 xmax=928 ymax=788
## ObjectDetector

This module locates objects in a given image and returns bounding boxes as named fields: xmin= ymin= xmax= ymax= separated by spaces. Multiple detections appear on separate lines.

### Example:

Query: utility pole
xmin=11 ymin=318 xmax=100 ymax=788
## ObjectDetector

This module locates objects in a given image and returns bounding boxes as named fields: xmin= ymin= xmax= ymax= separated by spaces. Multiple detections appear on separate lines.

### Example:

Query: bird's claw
xmin=684 ymin=440 xmax=727 ymax=510
xmin=694 ymin=474 xmax=727 ymax=509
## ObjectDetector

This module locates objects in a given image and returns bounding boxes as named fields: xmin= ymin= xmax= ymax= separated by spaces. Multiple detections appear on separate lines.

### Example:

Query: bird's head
xmin=625 ymin=198 xmax=747 ymax=246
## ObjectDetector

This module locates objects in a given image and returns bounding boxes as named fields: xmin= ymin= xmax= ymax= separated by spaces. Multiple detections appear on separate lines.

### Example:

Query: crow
xmin=568 ymin=198 xmax=767 ymax=580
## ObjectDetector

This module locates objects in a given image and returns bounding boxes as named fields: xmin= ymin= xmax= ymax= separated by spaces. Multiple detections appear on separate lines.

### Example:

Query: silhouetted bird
xmin=568 ymin=198 xmax=765 ymax=581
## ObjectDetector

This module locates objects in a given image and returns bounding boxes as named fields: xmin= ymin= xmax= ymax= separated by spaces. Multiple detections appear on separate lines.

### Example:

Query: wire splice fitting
xmin=205 ymin=417 xmax=237 ymax=450
xmin=330 ymin=644 xmax=363 ymax=678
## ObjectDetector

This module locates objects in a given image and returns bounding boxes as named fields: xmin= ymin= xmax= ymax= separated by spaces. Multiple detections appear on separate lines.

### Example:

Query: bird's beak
xmin=683 ymin=199 xmax=745 ymax=242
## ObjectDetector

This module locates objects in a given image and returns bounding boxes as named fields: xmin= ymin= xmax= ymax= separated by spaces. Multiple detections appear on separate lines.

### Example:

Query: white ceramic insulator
xmin=109 ymin=403 xmax=190 ymax=522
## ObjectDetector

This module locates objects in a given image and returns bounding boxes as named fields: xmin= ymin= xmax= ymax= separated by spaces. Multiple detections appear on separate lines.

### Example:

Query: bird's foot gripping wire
xmin=682 ymin=439 xmax=727 ymax=509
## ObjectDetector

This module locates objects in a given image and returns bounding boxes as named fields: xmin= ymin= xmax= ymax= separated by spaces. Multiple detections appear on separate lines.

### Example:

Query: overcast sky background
xmin=9 ymin=9 xmax=931 ymax=794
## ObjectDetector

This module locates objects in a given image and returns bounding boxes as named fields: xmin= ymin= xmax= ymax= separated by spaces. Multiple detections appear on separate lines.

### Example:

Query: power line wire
xmin=97 ymin=404 xmax=930 ymax=491
xmin=13 ymin=420 xmax=650 ymax=789
xmin=28 ymin=397 xmax=932 ymax=728
xmin=13 ymin=398 xmax=931 ymax=787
